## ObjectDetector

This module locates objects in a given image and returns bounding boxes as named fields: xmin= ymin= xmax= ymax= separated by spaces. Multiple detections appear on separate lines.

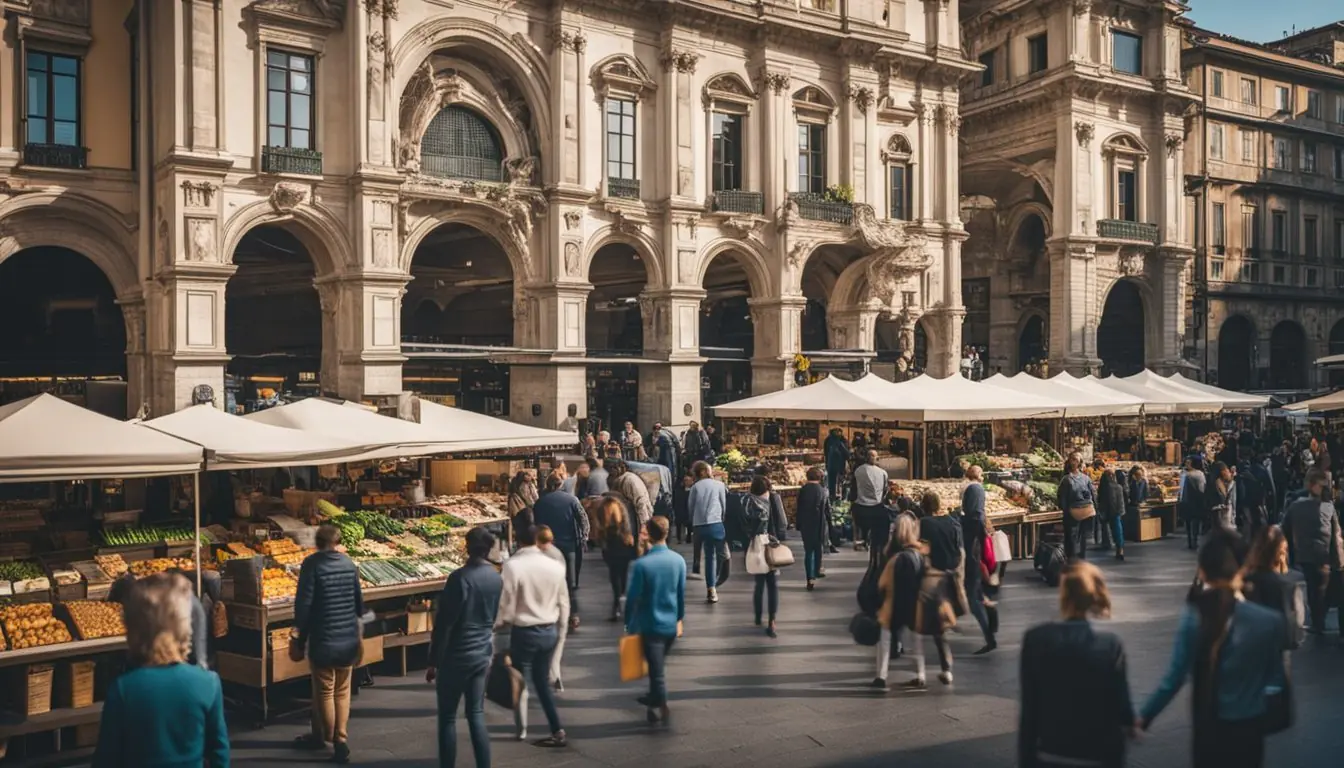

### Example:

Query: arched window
xmin=883 ymin=134 xmax=913 ymax=220
xmin=420 ymin=106 xmax=503 ymax=182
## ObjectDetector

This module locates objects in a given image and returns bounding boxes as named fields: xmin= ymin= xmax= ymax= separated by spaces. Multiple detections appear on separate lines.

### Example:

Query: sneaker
xmin=901 ymin=678 xmax=927 ymax=691
xmin=332 ymin=742 xmax=351 ymax=764
xmin=973 ymin=640 xmax=997 ymax=655
xmin=1116 ymin=550 xmax=1125 ymax=562
xmin=938 ymin=670 xmax=954 ymax=685
xmin=870 ymin=677 xmax=887 ymax=689
xmin=516 ymin=728 xmax=527 ymax=741
xmin=646 ymin=707 xmax=659 ymax=724
xmin=707 ymin=588 xmax=718 ymax=604
xmin=766 ymin=624 xmax=777 ymax=639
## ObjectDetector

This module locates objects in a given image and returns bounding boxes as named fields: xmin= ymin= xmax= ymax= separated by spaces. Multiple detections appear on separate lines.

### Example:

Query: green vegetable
xmin=715 ymin=449 xmax=748 ymax=473
xmin=0 ymin=560 xmax=43 ymax=581
xmin=332 ymin=518 xmax=365 ymax=546
xmin=349 ymin=510 xmax=405 ymax=540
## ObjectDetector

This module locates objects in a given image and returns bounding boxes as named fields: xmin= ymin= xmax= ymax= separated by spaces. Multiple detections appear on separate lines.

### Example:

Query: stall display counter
xmin=0 ymin=637 xmax=127 ymax=764
xmin=1125 ymin=502 xmax=1176 ymax=542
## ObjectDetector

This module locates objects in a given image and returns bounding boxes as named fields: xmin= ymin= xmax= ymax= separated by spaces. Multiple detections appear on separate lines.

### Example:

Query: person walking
xmin=1057 ymin=457 xmax=1096 ymax=561
xmin=293 ymin=524 xmax=365 ymax=763
xmin=1018 ymin=562 xmax=1135 ymax=768
xmin=532 ymin=472 xmax=586 ymax=629
xmin=608 ymin=458 xmax=654 ymax=531
xmin=496 ymin=524 xmax=570 ymax=748
xmin=534 ymin=527 xmax=572 ymax=692
xmin=876 ymin=514 xmax=952 ymax=690
xmin=824 ymin=428 xmax=851 ymax=501
xmin=1180 ymin=457 xmax=1209 ymax=550
xmin=1281 ymin=467 xmax=1344 ymax=638
xmin=687 ymin=460 xmax=728 ymax=603
xmin=672 ymin=470 xmax=693 ymax=545
xmin=852 ymin=449 xmax=890 ymax=554
xmin=508 ymin=471 xmax=538 ymax=520
xmin=795 ymin=467 xmax=831 ymax=590
xmin=93 ymin=572 xmax=229 ymax=768
xmin=427 ymin=527 xmax=503 ymax=768
xmin=1243 ymin=525 xmax=1305 ymax=652
xmin=1206 ymin=461 xmax=1236 ymax=533
xmin=961 ymin=465 xmax=997 ymax=655
xmin=1120 ymin=465 xmax=1147 ymax=562
xmin=585 ymin=456 xmax=611 ymax=497
xmin=1140 ymin=529 xmax=1287 ymax=768
xmin=624 ymin=516 xmax=686 ymax=725
xmin=1096 ymin=466 xmax=1128 ymax=557
xmin=595 ymin=496 xmax=640 ymax=622
xmin=743 ymin=475 xmax=789 ymax=638
xmin=918 ymin=492 xmax=963 ymax=574
xmin=682 ymin=420 xmax=712 ymax=466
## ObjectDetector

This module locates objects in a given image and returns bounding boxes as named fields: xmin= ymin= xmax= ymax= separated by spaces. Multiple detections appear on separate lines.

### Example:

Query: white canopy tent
xmin=980 ymin=373 xmax=1144 ymax=418
xmin=1091 ymin=370 xmax=1225 ymax=414
xmin=1283 ymin=389 xmax=1344 ymax=413
xmin=245 ymin=398 xmax=459 ymax=459
xmin=848 ymin=373 xmax=1066 ymax=421
xmin=0 ymin=394 xmax=203 ymax=482
xmin=1165 ymin=373 xmax=1271 ymax=410
xmin=711 ymin=375 xmax=899 ymax=421
xmin=413 ymin=400 xmax=576 ymax=453
xmin=143 ymin=405 xmax=381 ymax=470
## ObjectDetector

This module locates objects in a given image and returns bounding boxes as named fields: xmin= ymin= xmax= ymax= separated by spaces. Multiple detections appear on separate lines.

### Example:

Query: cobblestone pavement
xmin=222 ymin=536 xmax=1344 ymax=767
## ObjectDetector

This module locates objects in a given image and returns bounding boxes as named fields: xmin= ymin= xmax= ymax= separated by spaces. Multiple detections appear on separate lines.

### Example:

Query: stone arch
xmin=695 ymin=238 xmax=772 ymax=300
xmin=399 ymin=205 xmax=533 ymax=283
xmin=883 ymin=133 xmax=912 ymax=160
xmin=582 ymin=227 xmax=664 ymax=288
xmin=1097 ymin=277 xmax=1152 ymax=375
xmin=221 ymin=199 xmax=350 ymax=277
xmin=1217 ymin=313 xmax=1257 ymax=390
xmin=391 ymin=17 xmax=551 ymax=167
xmin=791 ymin=83 xmax=837 ymax=113
xmin=0 ymin=192 xmax=139 ymax=299
xmin=787 ymin=235 xmax=860 ymax=295
xmin=830 ymin=254 xmax=883 ymax=309
xmin=1006 ymin=202 xmax=1053 ymax=244
xmin=1015 ymin=309 xmax=1049 ymax=372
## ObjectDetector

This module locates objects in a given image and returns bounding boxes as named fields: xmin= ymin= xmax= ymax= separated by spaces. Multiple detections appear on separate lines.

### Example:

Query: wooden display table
xmin=0 ymin=637 xmax=127 ymax=765
xmin=1124 ymin=502 xmax=1176 ymax=543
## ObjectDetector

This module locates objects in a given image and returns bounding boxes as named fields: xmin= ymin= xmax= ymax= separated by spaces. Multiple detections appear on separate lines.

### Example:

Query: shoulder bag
xmin=764 ymin=536 xmax=795 ymax=568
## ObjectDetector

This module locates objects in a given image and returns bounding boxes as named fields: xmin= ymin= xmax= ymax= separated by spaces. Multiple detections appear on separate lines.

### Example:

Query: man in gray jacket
xmin=1282 ymin=468 xmax=1344 ymax=636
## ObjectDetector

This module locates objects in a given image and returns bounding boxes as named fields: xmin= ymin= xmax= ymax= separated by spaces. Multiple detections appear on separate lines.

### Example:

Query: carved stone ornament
xmin=683 ymin=214 xmax=699 ymax=239
xmin=0 ymin=179 xmax=37 ymax=196
xmin=1165 ymin=134 xmax=1183 ymax=157
xmin=551 ymin=29 xmax=587 ymax=55
xmin=702 ymin=73 xmax=756 ymax=109
xmin=269 ymin=182 xmax=308 ymax=213
xmin=661 ymin=49 xmax=701 ymax=74
xmin=1118 ymin=252 xmax=1145 ymax=277
xmin=181 ymin=181 xmax=217 ymax=208
xmin=611 ymin=208 xmax=644 ymax=236
xmin=1075 ymin=121 xmax=1095 ymax=146
xmin=505 ymin=156 xmax=537 ymax=187
xmin=363 ymin=0 xmax=396 ymax=19
xmin=851 ymin=205 xmax=933 ymax=303
xmin=185 ymin=219 xmax=216 ymax=262
xmin=563 ymin=210 xmax=582 ymax=231
xmin=787 ymin=240 xmax=812 ymax=270
xmin=563 ymin=241 xmax=581 ymax=276
xmin=591 ymin=55 xmax=657 ymax=101
xmin=754 ymin=69 xmax=790 ymax=96
xmin=881 ymin=134 xmax=913 ymax=164
xmin=847 ymin=86 xmax=875 ymax=114
xmin=28 ymin=0 xmax=91 ymax=26
xmin=367 ymin=30 xmax=386 ymax=54
xmin=722 ymin=216 xmax=764 ymax=239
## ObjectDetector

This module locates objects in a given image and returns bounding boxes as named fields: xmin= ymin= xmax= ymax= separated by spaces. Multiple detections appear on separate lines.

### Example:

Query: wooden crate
xmin=1137 ymin=516 xmax=1163 ymax=542
xmin=214 ymin=652 xmax=265 ymax=687
xmin=407 ymin=609 xmax=432 ymax=635
xmin=24 ymin=664 xmax=54 ymax=716
xmin=74 ymin=721 xmax=99 ymax=747
xmin=60 ymin=661 xmax=95 ymax=709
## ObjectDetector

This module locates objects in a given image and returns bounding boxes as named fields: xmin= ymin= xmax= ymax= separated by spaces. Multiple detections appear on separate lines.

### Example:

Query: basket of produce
xmin=261 ymin=568 xmax=298 ymax=603
xmin=93 ymin=554 xmax=129 ymax=578
xmin=0 ymin=561 xmax=47 ymax=596
xmin=64 ymin=600 xmax=126 ymax=639
xmin=1 ymin=603 xmax=74 ymax=650
xmin=128 ymin=557 xmax=195 ymax=578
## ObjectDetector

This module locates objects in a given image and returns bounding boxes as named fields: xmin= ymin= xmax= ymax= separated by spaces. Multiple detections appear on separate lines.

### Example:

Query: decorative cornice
xmin=363 ymin=0 xmax=396 ymax=19
xmin=551 ymin=29 xmax=587 ymax=55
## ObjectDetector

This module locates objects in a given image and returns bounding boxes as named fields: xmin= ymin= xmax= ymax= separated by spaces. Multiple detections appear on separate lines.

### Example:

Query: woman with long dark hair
xmin=1140 ymin=529 xmax=1288 ymax=767
xmin=596 ymin=496 xmax=639 ymax=622
xmin=1096 ymin=467 xmax=1127 ymax=559
xmin=744 ymin=475 xmax=788 ymax=638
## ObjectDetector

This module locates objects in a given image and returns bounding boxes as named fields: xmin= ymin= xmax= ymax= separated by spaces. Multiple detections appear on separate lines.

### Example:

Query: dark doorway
xmin=1268 ymin=321 xmax=1308 ymax=390
xmin=1328 ymin=319 xmax=1344 ymax=389
xmin=1217 ymin=315 xmax=1256 ymax=391
xmin=1097 ymin=279 xmax=1145 ymax=376
xmin=700 ymin=252 xmax=755 ymax=407
xmin=1017 ymin=314 xmax=1047 ymax=373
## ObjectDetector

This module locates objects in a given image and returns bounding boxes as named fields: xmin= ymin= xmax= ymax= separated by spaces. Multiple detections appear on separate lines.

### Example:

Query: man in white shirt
xmin=496 ymin=525 xmax=570 ymax=747
xmin=851 ymin=449 xmax=890 ymax=554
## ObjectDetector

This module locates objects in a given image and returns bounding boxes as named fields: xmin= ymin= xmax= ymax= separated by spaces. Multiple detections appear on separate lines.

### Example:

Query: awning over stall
xmin=712 ymin=376 xmax=899 ymax=421
xmin=849 ymin=373 xmax=1066 ymax=421
xmin=1283 ymin=389 xmax=1344 ymax=413
xmin=245 ymin=398 xmax=458 ymax=459
xmin=1091 ymin=370 xmax=1226 ymax=414
xmin=413 ymin=400 xmax=577 ymax=453
xmin=0 ymin=394 xmax=203 ymax=481
xmin=143 ymin=405 xmax=379 ymax=470
xmin=1164 ymin=373 xmax=1272 ymax=410
xmin=981 ymin=373 xmax=1144 ymax=418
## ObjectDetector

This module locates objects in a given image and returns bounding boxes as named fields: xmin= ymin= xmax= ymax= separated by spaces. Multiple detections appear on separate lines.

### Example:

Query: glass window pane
xmin=291 ymin=95 xmax=311 ymax=129
xmin=27 ymin=52 xmax=47 ymax=71
xmin=267 ymin=68 xmax=287 ymax=90
xmin=290 ymin=128 xmax=310 ymax=150
xmin=267 ymin=50 xmax=288 ymax=67
xmin=27 ymin=72 xmax=47 ymax=117
xmin=290 ymin=71 xmax=311 ymax=94
xmin=1113 ymin=31 xmax=1142 ymax=75
xmin=52 ymin=75 xmax=77 ymax=121
xmin=268 ymin=127 xmax=286 ymax=146
xmin=607 ymin=113 xmax=621 ymax=133
xmin=290 ymin=55 xmax=311 ymax=72
xmin=51 ymin=56 xmax=77 ymax=76
xmin=608 ymin=160 xmax=621 ymax=177
xmin=622 ymin=115 xmax=634 ymax=135
xmin=27 ymin=119 xmax=47 ymax=145
xmin=53 ymin=120 xmax=76 ymax=146
xmin=268 ymin=92 xmax=288 ymax=125
xmin=608 ymin=134 xmax=621 ymax=161
xmin=621 ymin=136 xmax=635 ymax=162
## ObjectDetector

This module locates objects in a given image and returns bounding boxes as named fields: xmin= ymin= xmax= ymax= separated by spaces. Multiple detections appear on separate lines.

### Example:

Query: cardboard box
xmin=24 ymin=664 xmax=54 ymax=716
xmin=1138 ymin=516 xmax=1163 ymax=542
xmin=407 ymin=610 xmax=432 ymax=635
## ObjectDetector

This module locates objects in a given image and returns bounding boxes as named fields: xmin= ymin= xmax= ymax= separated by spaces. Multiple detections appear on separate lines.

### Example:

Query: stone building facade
xmin=0 ymin=0 xmax=973 ymax=428
xmin=958 ymin=0 xmax=1196 ymax=378
xmin=1182 ymin=24 xmax=1344 ymax=393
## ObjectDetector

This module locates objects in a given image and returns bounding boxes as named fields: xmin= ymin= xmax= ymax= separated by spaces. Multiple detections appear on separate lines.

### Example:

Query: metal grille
xmin=421 ymin=106 xmax=503 ymax=182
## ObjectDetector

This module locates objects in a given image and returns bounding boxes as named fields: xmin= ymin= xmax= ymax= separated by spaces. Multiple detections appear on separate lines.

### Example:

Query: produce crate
xmin=59 ymin=661 xmax=95 ymax=709
xmin=97 ymin=509 xmax=142 ymax=526
xmin=268 ymin=628 xmax=292 ymax=652
xmin=9 ymin=664 xmax=55 ymax=716
xmin=1137 ymin=516 xmax=1163 ymax=542
xmin=225 ymin=556 xmax=265 ymax=605
xmin=407 ymin=607 xmax=432 ymax=635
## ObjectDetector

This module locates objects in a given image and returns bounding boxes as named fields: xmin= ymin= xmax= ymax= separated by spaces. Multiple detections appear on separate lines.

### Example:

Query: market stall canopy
xmin=143 ymin=405 xmax=380 ymax=470
xmin=1165 ymin=373 xmax=1271 ymax=410
xmin=1283 ymin=389 xmax=1344 ymax=413
xmin=0 ymin=394 xmax=203 ymax=482
xmin=980 ymin=373 xmax=1144 ymax=418
xmin=848 ymin=373 xmax=1066 ymax=421
xmin=413 ymin=400 xmax=576 ymax=453
xmin=711 ymin=375 xmax=897 ymax=421
xmin=245 ymin=398 xmax=457 ymax=459
xmin=1090 ymin=370 xmax=1225 ymax=414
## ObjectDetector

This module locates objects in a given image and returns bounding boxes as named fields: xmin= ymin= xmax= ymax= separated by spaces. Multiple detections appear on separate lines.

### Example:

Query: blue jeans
xmin=803 ymin=544 xmax=822 ymax=581
xmin=641 ymin=634 xmax=675 ymax=707
xmin=694 ymin=523 xmax=726 ymax=587
xmin=510 ymin=625 xmax=562 ymax=734
xmin=436 ymin=665 xmax=489 ymax=768
xmin=1110 ymin=515 xmax=1125 ymax=550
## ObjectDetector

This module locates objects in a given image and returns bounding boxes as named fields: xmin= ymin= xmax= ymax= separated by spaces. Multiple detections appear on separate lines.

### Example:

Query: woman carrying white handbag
xmin=744 ymin=475 xmax=793 ymax=639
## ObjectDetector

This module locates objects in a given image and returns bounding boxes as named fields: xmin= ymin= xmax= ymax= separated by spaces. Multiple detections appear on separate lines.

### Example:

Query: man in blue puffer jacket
xmin=294 ymin=524 xmax=366 ymax=764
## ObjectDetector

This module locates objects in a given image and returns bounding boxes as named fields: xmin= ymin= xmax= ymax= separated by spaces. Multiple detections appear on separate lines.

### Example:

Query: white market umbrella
xmin=143 ymin=405 xmax=381 ymax=470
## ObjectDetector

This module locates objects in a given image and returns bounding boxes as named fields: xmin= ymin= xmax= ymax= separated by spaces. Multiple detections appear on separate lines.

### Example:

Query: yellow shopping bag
xmin=619 ymin=634 xmax=647 ymax=682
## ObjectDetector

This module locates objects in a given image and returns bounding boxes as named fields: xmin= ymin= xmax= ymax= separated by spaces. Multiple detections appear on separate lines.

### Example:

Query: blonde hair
xmin=893 ymin=512 xmax=920 ymax=550
xmin=535 ymin=525 xmax=555 ymax=547
xmin=125 ymin=572 xmax=193 ymax=667
xmin=1059 ymin=561 xmax=1112 ymax=620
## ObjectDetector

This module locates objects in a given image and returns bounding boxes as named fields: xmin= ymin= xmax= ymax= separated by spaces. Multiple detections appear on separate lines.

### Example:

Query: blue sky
xmin=1185 ymin=0 xmax=1340 ymax=43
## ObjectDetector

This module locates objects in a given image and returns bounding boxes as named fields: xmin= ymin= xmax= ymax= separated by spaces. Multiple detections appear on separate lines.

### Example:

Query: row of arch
xmin=1216 ymin=315 xmax=1328 ymax=391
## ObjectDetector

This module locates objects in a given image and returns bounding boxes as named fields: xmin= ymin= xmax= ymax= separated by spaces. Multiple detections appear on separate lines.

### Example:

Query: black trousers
xmin=1194 ymin=718 xmax=1265 ymax=768
xmin=605 ymin=552 xmax=633 ymax=613
xmin=1301 ymin=562 xmax=1333 ymax=634
xmin=1063 ymin=515 xmax=1091 ymax=561
xmin=753 ymin=572 xmax=779 ymax=622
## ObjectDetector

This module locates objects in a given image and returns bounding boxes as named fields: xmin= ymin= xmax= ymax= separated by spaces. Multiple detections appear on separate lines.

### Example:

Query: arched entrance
xmin=1097 ymin=279 xmax=1146 ymax=376
xmin=1268 ymin=320 xmax=1308 ymax=390
xmin=1217 ymin=316 xmax=1256 ymax=391
xmin=1017 ymin=314 xmax=1047 ymax=374
xmin=700 ymin=251 xmax=756 ymax=406
xmin=1328 ymin=319 xmax=1344 ymax=389
xmin=225 ymin=226 xmax=322 ymax=411
xmin=586 ymin=243 xmax=647 ymax=429
xmin=800 ymin=243 xmax=869 ymax=379
xmin=0 ymin=247 xmax=127 ymax=414
xmin=402 ymin=223 xmax=515 ymax=415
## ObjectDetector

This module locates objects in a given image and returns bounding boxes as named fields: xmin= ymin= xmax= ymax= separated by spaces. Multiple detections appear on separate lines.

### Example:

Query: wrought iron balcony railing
xmin=711 ymin=190 xmax=764 ymax=215
xmin=608 ymin=176 xmax=640 ymax=200
xmin=790 ymin=192 xmax=853 ymax=225
xmin=261 ymin=146 xmax=324 ymax=176
xmin=1096 ymin=219 xmax=1159 ymax=243
xmin=23 ymin=143 xmax=87 ymax=170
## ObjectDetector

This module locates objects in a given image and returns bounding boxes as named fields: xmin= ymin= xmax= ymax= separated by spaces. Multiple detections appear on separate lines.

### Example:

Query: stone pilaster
xmin=549 ymin=23 xmax=585 ymax=186
xmin=1153 ymin=247 xmax=1193 ymax=370
xmin=1048 ymin=239 xmax=1102 ymax=373
xmin=640 ymin=288 xmax=705 ymax=360
xmin=146 ymin=262 xmax=234 ymax=415
xmin=118 ymin=299 xmax=149 ymax=417
xmin=660 ymin=35 xmax=701 ymax=203
xmin=638 ymin=363 xmax=702 ymax=432
xmin=920 ymin=305 xmax=965 ymax=378
xmin=314 ymin=274 xmax=408 ymax=401
xmin=753 ymin=63 xmax=790 ymax=216
xmin=510 ymin=364 xmax=588 ymax=431
xmin=826 ymin=305 xmax=881 ymax=352
xmin=843 ymin=70 xmax=878 ymax=204
xmin=186 ymin=0 xmax=222 ymax=151
xmin=914 ymin=102 xmax=936 ymax=222
xmin=528 ymin=283 xmax=591 ymax=355
xmin=748 ymin=296 xmax=805 ymax=395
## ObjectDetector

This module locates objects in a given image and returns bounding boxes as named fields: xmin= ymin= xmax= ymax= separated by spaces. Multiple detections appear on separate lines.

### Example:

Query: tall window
xmin=978 ymin=49 xmax=996 ymax=87
xmin=26 ymin=51 xmax=81 ymax=149
xmin=1302 ymin=142 xmax=1317 ymax=173
xmin=1116 ymin=168 xmax=1137 ymax=221
xmin=1112 ymin=30 xmax=1143 ymax=75
xmin=130 ymin=28 xmax=140 ymax=171
xmin=606 ymin=98 xmax=637 ymax=197
xmin=1272 ymin=210 xmax=1287 ymax=253
xmin=1212 ymin=202 xmax=1225 ymax=253
xmin=710 ymin=112 xmax=743 ymax=192
xmin=1210 ymin=125 xmax=1224 ymax=160
xmin=1243 ymin=207 xmax=1259 ymax=255
xmin=888 ymin=164 xmax=908 ymax=220
xmin=1336 ymin=219 xmax=1344 ymax=261
xmin=1307 ymin=90 xmax=1322 ymax=118
xmin=1336 ymin=146 xmax=1344 ymax=180
xmin=797 ymin=123 xmax=826 ymax=194
xmin=1275 ymin=85 xmax=1291 ymax=112
xmin=1028 ymin=34 xmax=1048 ymax=74
xmin=1305 ymin=216 xmax=1318 ymax=259
xmin=266 ymin=50 xmax=314 ymax=149
xmin=1240 ymin=78 xmax=1257 ymax=104
xmin=1241 ymin=130 xmax=1255 ymax=163
xmin=1273 ymin=136 xmax=1290 ymax=169
xmin=1211 ymin=70 xmax=1224 ymax=97
xmin=1337 ymin=95 xmax=1344 ymax=124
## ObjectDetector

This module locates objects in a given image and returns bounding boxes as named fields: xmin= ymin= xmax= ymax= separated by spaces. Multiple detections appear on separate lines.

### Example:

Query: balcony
xmin=1096 ymin=219 xmax=1158 ymax=243
xmin=711 ymin=190 xmax=764 ymax=215
xmin=607 ymin=176 xmax=640 ymax=200
xmin=262 ymin=146 xmax=323 ymax=176
xmin=790 ymin=192 xmax=853 ymax=225
xmin=23 ymin=143 xmax=87 ymax=170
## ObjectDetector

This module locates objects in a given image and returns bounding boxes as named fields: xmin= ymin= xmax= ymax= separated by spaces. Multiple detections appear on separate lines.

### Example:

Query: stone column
xmin=146 ymin=264 xmax=233 ymax=415
xmin=754 ymin=65 xmax=790 ymax=215
xmin=1153 ymin=248 xmax=1192 ymax=371
xmin=530 ymin=283 xmax=591 ymax=355
xmin=914 ymin=103 xmax=936 ymax=222
xmin=314 ymin=275 xmax=408 ymax=401
xmin=510 ymin=365 xmax=588 ymax=431
xmin=920 ymin=305 xmax=965 ymax=378
xmin=1160 ymin=133 xmax=1183 ymax=245
xmin=550 ymin=26 xmax=584 ymax=187
xmin=119 ymin=300 xmax=149 ymax=417
xmin=843 ymin=74 xmax=877 ymax=204
xmin=661 ymin=38 xmax=700 ymax=203
xmin=1048 ymin=239 xmax=1101 ymax=373
xmin=639 ymin=288 xmax=704 ymax=430
xmin=748 ymin=296 xmax=805 ymax=394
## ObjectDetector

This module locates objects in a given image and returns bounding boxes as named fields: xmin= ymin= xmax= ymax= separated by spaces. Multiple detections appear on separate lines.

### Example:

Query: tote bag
xmin=619 ymin=635 xmax=648 ymax=682
xmin=990 ymin=530 xmax=1012 ymax=563
xmin=745 ymin=534 xmax=772 ymax=575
